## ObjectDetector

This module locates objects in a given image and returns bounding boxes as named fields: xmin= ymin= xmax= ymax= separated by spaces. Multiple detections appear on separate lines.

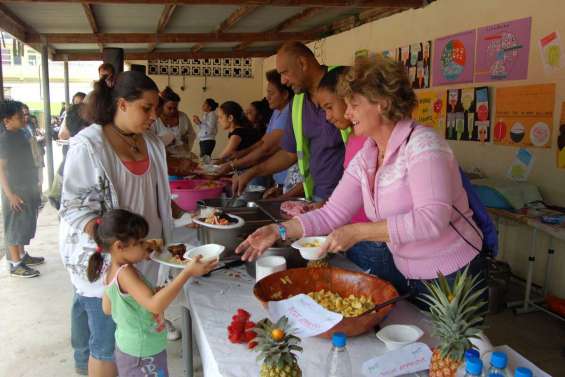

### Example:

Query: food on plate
xmin=169 ymin=254 xmax=190 ymax=265
xmin=200 ymin=210 xmax=237 ymax=225
xmin=167 ymin=244 xmax=187 ymax=257
xmin=307 ymin=289 xmax=374 ymax=317
xmin=280 ymin=200 xmax=311 ymax=217
xmin=307 ymin=258 xmax=330 ymax=268
xmin=301 ymin=240 xmax=321 ymax=248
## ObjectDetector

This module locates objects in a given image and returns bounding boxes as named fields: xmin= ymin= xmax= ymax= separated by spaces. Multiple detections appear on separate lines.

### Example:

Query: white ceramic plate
xmin=376 ymin=324 xmax=424 ymax=350
xmin=150 ymin=244 xmax=192 ymax=269
xmin=530 ymin=122 xmax=550 ymax=147
xmin=291 ymin=236 xmax=328 ymax=261
xmin=184 ymin=244 xmax=225 ymax=262
xmin=192 ymin=213 xmax=245 ymax=230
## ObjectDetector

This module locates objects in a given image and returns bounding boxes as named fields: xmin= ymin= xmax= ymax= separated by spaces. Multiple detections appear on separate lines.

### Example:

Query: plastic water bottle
xmin=456 ymin=349 xmax=482 ymax=376
xmin=325 ymin=332 xmax=352 ymax=377
xmin=463 ymin=357 xmax=483 ymax=377
xmin=514 ymin=367 xmax=533 ymax=377
xmin=487 ymin=352 xmax=509 ymax=377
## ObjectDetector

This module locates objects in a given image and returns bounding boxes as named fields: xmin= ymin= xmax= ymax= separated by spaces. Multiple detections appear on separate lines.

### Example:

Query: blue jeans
xmin=346 ymin=241 xmax=488 ymax=311
xmin=71 ymin=293 xmax=116 ymax=370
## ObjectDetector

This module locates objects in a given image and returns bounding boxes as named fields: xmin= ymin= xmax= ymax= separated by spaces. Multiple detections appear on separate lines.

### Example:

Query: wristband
xmin=277 ymin=224 xmax=287 ymax=241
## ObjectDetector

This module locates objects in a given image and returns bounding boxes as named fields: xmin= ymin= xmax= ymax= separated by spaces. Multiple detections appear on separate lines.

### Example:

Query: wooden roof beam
xmin=0 ymin=3 xmax=40 ymax=43
xmin=52 ymin=48 xmax=274 ymax=61
xmin=3 ymin=1 xmax=423 ymax=8
xmin=148 ymin=4 xmax=177 ymax=52
xmin=81 ymin=3 xmax=103 ymax=51
xmin=235 ymin=6 xmax=323 ymax=51
xmin=28 ymin=31 xmax=321 ymax=44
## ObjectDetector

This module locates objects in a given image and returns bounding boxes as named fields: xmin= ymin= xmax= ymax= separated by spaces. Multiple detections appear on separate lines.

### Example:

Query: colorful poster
xmin=507 ymin=148 xmax=534 ymax=181
xmin=494 ymin=84 xmax=555 ymax=148
xmin=538 ymin=31 xmax=565 ymax=74
xmin=433 ymin=30 xmax=476 ymax=86
xmin=475 ymin=17 xmax=531 ymax=82
xmin=445 ymin=86 xmax=490 ymax=142
xmin=412 ymin=89 xmax=446 ymax=132
xmin=558 ymin=102 xmax=565 ymax=168
xmin=397 ymin=41 xmax=432 ymax=89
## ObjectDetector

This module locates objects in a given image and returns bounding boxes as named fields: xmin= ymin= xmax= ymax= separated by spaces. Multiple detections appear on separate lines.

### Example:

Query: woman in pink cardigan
xmin=236 ymin=57 xmax=486 ymax=307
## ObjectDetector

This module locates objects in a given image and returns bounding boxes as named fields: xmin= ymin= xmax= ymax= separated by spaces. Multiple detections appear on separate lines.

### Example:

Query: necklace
xmin=109 ymin=124 xmax=140 ymax=154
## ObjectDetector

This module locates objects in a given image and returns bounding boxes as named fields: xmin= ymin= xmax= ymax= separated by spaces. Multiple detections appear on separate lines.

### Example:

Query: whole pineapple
xmin=420 ymin=266 xmax=487 ymax=377
xmin=253 ymin=316 xmax=303 ymax=377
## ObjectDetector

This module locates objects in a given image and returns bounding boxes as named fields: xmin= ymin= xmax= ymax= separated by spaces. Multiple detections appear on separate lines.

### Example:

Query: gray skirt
xmin=115 ymin=347 xmax=168 ymax=377
xmin=1 ymin=185 xmax=40 ymax=246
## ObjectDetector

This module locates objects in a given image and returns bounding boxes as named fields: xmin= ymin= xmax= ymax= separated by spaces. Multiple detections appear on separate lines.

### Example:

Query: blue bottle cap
xmin=490 ymin=352 xmax=508 ymax=369
xmin=465 ymin=357 xmax=483 ymax=375
xmin=332 ymin=332 xmax=347 ymax=347
xmin=465 ymin=349 xmax=480 ymax=360
xmin=514 ymin=367 xmax=533 ymax=377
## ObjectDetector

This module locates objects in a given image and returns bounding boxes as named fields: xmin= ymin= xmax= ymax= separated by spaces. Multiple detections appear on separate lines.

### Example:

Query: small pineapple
xmin=253 ymin=316 xmax=303 ymax=377
xmin=420 ymin=267 xmax=487 ymax=377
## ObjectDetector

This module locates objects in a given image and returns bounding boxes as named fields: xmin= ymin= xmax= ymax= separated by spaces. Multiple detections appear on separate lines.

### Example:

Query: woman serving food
xmin=236 ymin=56 xmax=486 ymax=308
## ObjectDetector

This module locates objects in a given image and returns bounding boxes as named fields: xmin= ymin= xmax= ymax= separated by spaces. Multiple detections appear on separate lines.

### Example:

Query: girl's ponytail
xmin=87 ymin=220 xmax=105 ymax=282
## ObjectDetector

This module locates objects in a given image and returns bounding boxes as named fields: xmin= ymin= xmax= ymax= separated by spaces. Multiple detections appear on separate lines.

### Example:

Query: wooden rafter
xmin=81 ymin=3 xmax=103 ymax=51
xmin=0 ymin=3 xmax=39 ymax=42
xmin=52 ymin=48 xmax=274 ymax=61
xmin=235 ymin=6 xmax=323 ymax=51
xmin=4 ymin=1 xmax=422 ymax=8
xmin=28 ymin=31 xmax=320 ymax=44
xmin=148 ymin=4 xmax=177 ymax=52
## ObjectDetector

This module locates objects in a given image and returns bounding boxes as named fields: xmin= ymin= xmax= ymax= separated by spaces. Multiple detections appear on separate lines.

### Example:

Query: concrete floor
xmin=1 ymin=205 xmax=564 ymax=376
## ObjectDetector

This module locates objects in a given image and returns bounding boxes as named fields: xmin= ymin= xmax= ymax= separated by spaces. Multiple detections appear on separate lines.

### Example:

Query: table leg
xmin=543 ymin=238 xmax=554 ymax=297
xmin=181 ymin=306 xmax=193 ymax=377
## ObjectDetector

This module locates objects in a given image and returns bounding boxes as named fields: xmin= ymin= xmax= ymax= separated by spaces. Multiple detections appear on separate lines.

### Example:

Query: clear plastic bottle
xmin=325 ymin=332 xmax=352 ymax=377
xmin=514 ymin=367 xmax=533 ymax=377
xmin=487 ymin=352 xmax=509 ymax=377
xmin=463 ymin=357 xmax=484 ymax=377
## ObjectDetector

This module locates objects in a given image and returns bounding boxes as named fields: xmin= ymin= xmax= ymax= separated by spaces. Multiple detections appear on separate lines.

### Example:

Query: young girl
xmin=87 ymin=209 xmax=217 ymax=377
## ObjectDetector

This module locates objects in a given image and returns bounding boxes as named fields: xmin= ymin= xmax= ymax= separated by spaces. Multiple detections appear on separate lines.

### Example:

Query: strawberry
xmin=247 ymin=341 xmax=257 ymax=349
xmin=229 ymin=321 xmax=245 ymax=333
xmin=228 ymin=333 xmax=240 ymax=343
xmin=235 ymin=308 xmax=250 ymax=322
xmin=244 ymin=330 xmax=256 ymax=342
xmin=244 ymin=321 xmax=255 ymax=330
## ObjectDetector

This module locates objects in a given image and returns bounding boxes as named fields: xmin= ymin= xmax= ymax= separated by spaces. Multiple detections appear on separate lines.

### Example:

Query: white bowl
xmin=291 ymin=236 xmax=327 ymax=261
xmin=376 ymin=324 xmax=424 ymax=350
xmin=184 ymin=244 xmax=225 ymax=262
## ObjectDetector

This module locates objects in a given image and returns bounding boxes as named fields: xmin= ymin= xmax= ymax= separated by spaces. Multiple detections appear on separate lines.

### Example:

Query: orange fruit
xmin=271 ymin=328 xmax=285 ymax=341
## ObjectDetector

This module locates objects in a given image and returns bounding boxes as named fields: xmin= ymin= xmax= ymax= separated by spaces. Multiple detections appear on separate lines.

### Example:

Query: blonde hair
xmin=337 ymin=56 xmax=417 ymax=123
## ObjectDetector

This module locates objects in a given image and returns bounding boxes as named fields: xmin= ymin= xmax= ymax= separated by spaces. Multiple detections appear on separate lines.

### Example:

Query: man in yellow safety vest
xmin=232 ymin=41 xmax=346 ymax=202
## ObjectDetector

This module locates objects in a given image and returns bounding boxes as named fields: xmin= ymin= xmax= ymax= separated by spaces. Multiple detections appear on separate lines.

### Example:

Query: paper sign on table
xmin=267 ymin=294 xmax=342 ymax=338
xmin=361 ymin=342 xmax=432 ymax=377
xmin=507 ymin=148 xmax=534 ymax=181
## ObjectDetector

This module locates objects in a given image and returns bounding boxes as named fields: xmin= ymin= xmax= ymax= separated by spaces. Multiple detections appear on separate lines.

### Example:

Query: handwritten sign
xmin=267 ymin=294 xmax=342 ymax=338
xmin=362 ymin=342 xmax=432 ymax=377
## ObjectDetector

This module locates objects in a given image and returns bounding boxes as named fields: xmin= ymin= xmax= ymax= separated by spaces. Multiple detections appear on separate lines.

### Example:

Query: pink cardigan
xmin=298 ymin=120 xmax=481 ymax=279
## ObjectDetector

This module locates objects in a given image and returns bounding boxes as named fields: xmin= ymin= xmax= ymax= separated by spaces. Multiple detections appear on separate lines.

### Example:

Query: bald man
xmin=233 ymin=41 xmax=345 ymax=202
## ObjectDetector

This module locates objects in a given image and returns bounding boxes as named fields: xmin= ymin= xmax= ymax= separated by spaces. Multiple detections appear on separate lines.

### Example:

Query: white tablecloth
xmin=174 ymin=222 xmax=437 ymax=377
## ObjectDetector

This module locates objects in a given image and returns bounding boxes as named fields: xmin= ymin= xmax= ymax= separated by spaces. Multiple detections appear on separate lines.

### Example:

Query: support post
xmin=41 ymin=43 xmax=54 ymax=187
xmin=64 ymin=55 xmax=70 ymax=106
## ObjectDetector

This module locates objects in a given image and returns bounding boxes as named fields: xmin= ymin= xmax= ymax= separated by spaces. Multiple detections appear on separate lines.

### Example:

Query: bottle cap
xmin=332 ymin=332 xmax=346 ymax=347
xmin=514 ymin=367 xmax=533 ymax=377
xmin=490 ymin=352 xmax=508 ymax=369
xmin=465 ymin=357 xmax=483 ymax=375
xmin=465 ymin=348 xmax=480 ymax=360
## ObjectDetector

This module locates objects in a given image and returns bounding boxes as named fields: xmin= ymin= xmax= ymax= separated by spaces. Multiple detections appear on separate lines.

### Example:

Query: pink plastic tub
xmin=170 ymin=179 xmax=225 ymax=212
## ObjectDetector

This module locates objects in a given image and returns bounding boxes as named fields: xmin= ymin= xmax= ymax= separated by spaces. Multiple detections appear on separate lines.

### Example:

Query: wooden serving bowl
xmin=253 ymin=267 xmax=398 ymax=339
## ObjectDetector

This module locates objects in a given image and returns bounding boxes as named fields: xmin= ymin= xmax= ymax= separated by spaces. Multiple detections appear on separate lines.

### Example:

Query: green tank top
xmin=105 ymin=264 xmax=167 ymax=357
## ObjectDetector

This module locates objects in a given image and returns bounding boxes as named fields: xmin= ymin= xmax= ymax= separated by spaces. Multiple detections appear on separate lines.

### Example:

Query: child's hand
xmin=184 ymin=255 xmax=219 ymax=277
xmin=7 ymin=193 xmax=24 ymax=212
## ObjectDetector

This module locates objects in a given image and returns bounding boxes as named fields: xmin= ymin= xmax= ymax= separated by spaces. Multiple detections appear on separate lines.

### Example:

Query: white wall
xmin=263 ymin=0 xmax=565 ymax=296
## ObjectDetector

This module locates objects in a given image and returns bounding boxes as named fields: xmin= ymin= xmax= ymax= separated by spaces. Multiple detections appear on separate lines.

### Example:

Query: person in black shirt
xmin=216 ymin=101 xmax=261 ymax=160
xmin=0 ymin=100 xmax=44 ymax=278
